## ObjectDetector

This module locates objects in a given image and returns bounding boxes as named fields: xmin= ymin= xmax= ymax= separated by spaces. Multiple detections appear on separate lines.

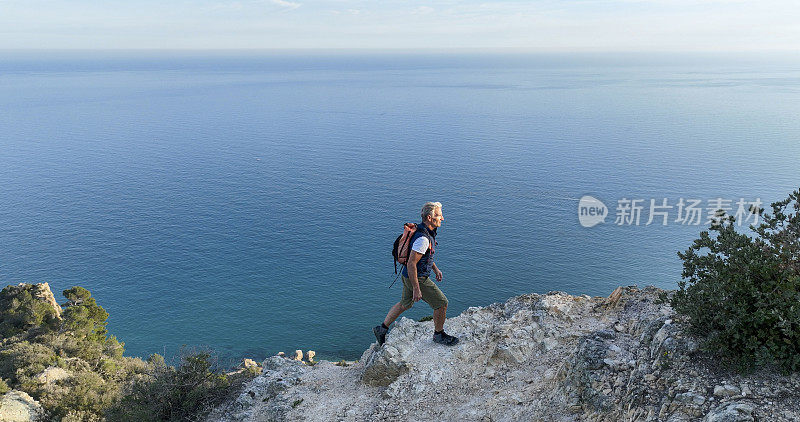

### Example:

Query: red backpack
xmin=392 ymin=223 xmax=417 ymax=274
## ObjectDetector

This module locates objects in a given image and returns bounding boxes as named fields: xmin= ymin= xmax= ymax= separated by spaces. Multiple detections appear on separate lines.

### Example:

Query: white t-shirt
xmin=411 ymin=236 xmax=430 ymax=254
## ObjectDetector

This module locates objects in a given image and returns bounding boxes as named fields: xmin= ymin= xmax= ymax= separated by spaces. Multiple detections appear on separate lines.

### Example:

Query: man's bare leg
xmin=433 ymin=304 xmax=447 ymax=333
xmin=383 ymin=302 xmax=409 ymax=327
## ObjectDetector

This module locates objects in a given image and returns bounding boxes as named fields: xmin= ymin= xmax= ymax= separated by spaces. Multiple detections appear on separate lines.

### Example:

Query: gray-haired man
xmin=374 ymin=202 xmax=459 ymax=346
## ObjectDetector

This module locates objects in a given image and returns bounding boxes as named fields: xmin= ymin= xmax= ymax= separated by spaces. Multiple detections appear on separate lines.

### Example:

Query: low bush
xmin=41 ymin=370 xmax=120 ymax=422
xmin=671 ymin=188 xmax=800 ymax=372
xmin=106 ymin=350 xmax=235 ymax=422
xmin=0 ymin=341 xmax=57 ymax=385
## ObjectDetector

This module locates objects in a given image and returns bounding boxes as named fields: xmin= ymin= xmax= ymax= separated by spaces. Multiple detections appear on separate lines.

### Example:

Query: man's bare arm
xmin=431 ymin=262 xmax=442 ymax=282
xmin=407 ymin=251 xmax=423 ymax=301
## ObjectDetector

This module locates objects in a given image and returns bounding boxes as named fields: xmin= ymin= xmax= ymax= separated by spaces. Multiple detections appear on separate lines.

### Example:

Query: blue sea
xmin=1 ymin=51 xmax=798 ymax=365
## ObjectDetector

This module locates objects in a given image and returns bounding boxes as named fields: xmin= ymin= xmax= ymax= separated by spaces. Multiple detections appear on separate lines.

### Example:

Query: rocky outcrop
xmin=29 ymin=283 xmax=61 ymax=320
xmin=1 ymin=283 xmax=62 ymax=324
xmin=206 ymin=286 xmax=800 ymax=421
xmin=242 ymin=359 xmax=260 ymax=369
xmin=35 ymin=366 xmax=71 ymax=385
xmin=206 ymin=357 xmax=308 ymax=421
xmin=0 ymin=390 xmax=44 ymax=422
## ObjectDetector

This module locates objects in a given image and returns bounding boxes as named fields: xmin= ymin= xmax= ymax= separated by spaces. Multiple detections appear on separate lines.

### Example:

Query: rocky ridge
xmin=205 ymin=286 xmax=800 ymax=421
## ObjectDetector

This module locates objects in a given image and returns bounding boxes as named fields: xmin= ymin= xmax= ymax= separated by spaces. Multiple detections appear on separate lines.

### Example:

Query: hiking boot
xmin=433 ymin=331 xmax=459 ymax=346
xmin=373 ymin=324 xmax=389 ymax=346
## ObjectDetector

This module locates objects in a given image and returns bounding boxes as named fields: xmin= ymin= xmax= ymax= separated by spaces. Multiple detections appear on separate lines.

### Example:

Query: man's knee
xmin=427 ymin=289 xmax=448 ymax=311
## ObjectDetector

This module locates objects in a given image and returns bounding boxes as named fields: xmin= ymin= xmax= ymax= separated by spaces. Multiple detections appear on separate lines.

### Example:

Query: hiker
xmin=374 ymin=202 xmax=459 ymax=346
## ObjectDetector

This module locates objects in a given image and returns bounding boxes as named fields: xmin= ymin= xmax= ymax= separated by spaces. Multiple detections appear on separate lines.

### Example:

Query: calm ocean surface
xmin=1 ymin=51 xmax=798 ymax=364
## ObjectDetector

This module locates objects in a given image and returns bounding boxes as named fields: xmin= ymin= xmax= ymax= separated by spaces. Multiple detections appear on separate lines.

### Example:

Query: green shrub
xmin=0 ymin=285 xmax=60 ymax=337
xmin=671 ymin=189 xmax=800 ymax=372
xmin=0 ymin=378 xmax=9 ymax=394
xmin=0 ymin=341 xmax=57 ymax=384
xmin=41 ymin=370 xmax=120 ymax=422
xmin=106 ymin=350 xmax=234 ymax=422
xmin=147 ymin=353 xmax=166 ymax=368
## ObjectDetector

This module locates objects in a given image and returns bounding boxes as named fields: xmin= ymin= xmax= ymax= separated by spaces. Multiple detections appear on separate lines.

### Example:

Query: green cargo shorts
xmin=400 ymin=275 xmax=448 ymax=310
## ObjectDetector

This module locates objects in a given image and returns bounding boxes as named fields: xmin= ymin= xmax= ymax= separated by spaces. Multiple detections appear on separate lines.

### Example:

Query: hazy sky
xmin=1 ymin=0 xmax=798 ymax=51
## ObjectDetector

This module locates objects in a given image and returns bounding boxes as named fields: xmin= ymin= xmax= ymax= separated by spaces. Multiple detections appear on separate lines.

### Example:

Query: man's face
xmin=427 ymin=207 xmax=444 ymax=228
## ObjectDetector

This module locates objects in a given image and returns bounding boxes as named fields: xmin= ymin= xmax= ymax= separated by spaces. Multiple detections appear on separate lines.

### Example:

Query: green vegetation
xmin=418 ymin=315 xmax=433 ymax=322
xmin=0 ymin=285 xmax=60 ymax=337
xmin=0 ymin=284 xmax=136 ymax=420
xmin=61 ymin=286 xmax=111 ymax=344
xmin=672 ymin=189 xmax=800 ymax=373
xmin=106 ymin=349 xmax=243 ymax=421
xmin=0 ymin=283 xmax=259 ymax=421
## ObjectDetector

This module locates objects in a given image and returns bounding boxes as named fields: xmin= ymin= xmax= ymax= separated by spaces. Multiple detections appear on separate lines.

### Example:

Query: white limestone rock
xmin=713 ymin=384 xmax=741 ymax=398
xmin=0 ymin=390 xmax=44 ymax=422
xmin=704 ymin=402 xmax=754 ymax=422
xmin=204 ymin=286 xmax=800 ymax=422
xmin=35 ymin=366 xmax=71 ymax=385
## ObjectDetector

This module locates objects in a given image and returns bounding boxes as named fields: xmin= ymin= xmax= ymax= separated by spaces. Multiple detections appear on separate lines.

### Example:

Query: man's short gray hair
xmin=421 ymin=202 xmax=442 ymax=221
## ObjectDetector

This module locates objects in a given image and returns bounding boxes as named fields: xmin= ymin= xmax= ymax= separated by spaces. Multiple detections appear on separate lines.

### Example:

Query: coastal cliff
xmin=205 ymin=286 xmax=800 ymax=421
xmin=3 ymin=283 xmax=799 ymax=421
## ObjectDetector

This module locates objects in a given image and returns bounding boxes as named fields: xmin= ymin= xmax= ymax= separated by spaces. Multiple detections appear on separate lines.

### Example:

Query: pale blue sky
xmin=1 ymin=0 xmax=798 ymax=50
